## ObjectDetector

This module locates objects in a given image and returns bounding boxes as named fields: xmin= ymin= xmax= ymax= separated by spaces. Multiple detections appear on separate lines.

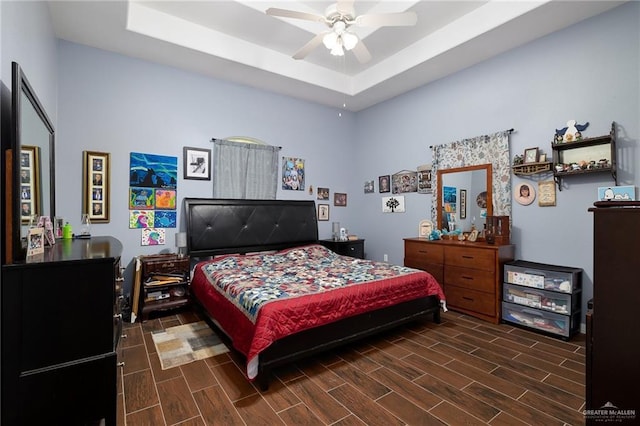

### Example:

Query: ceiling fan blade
xmin=355 ymin=11 xmax=417 ymax=27
xmin=293 ymin=32 xmax=326 ymax=60
xmin=336 ymin=0 xmax=355 ymax=15
xmin=266 ymin=8 xmax=326 ymax=23
xmin=351 ymin=40 xmax=372 ymax=64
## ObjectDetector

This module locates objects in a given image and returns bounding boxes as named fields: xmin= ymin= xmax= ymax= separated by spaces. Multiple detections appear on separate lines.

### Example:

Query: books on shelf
xmin=145 ymin=291 xmax=170 ymax=302
xmin=144 ymin=273 xmax=184 ymax=287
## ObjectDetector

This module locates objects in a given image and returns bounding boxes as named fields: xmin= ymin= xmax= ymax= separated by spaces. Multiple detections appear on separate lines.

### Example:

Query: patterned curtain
xmin=430 ymin=130 xmax=512 ymax=222
xmin=212 ymin=139 xmax=280 ymax=199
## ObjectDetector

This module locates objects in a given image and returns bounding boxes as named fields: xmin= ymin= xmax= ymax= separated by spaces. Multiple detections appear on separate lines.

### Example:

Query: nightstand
xmin=134 ymin=254 xmax=190 ymax=321
xmin=319 ymin=239 xmax=365 ymax=259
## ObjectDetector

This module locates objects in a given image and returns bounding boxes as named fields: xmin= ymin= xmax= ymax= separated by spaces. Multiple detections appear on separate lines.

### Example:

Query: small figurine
xmin=555 ymin=119 xmax=589 ymax=143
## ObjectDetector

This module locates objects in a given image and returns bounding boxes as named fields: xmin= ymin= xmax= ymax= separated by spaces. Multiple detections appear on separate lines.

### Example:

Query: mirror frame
xmin=436 ymin=163 xmax=492 ymax=231
xmin=7 ymin=62 xmax=56 ymax=263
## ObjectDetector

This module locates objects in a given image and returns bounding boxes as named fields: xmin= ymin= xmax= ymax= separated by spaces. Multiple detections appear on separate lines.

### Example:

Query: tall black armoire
xmin=587 ymin=204 xmax=640 ymax=424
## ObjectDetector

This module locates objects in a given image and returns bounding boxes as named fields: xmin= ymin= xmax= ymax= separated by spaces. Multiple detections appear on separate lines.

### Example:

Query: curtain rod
xmin=428 ymin=128 xmax=514 ymax=149
xmin=211 ymin=137 xmax=282 ymax=149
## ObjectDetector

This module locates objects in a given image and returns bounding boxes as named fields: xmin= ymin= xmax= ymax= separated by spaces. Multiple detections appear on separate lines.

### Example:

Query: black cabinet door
xmin=589 ymin=208 xmax=639 ymax=415
xmin=19 ymin=353 xmax=117 ymax=425
xmin=19 ymin=260 xmax=114 ymax=370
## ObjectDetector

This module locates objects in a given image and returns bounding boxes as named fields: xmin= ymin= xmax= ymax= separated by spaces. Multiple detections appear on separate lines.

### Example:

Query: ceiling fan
xmin=266 ymin=1 xmax=417 ymax=63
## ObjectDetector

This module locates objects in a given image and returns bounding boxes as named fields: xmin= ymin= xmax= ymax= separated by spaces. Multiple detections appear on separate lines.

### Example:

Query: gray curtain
xmin=212 ymin=139 xmax=280 ymax=199
xmin=430 ymin=130 xmax=512 ymax=222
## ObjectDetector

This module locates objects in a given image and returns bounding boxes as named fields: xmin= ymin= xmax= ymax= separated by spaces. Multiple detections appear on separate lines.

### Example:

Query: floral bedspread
xmin=191 ymin=244 xmax=444 ymax=379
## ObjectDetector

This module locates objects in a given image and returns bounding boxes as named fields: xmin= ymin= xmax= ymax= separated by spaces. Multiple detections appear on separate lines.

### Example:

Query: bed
xmin=184 ymin=198 xmax=445 ymax=390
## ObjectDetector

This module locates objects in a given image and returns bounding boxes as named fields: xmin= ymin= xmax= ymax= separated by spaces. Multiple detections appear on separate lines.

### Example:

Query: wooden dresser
xmin=404 ymin=238 xmax=514 ymax=323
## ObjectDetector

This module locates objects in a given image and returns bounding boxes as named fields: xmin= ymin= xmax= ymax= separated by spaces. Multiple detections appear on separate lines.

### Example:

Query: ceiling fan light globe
xmin=330 ymin=44 xmax=344 ymax=56
xmin=342 ymin=32 xmax=358 ymax=50
xmin=323 ymin=32 xmax=339 ymax=49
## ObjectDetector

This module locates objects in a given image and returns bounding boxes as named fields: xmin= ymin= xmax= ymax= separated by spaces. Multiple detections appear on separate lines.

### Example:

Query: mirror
xmin=7 ymin=62 xmax=56 ymax=263
xmin=437 ymin=164 xmax=492 ymax=232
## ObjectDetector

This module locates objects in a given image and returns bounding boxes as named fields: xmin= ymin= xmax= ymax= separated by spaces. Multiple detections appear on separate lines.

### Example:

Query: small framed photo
xmin=538 ymin=180 xmax=556 ymax=207
xmin=459 ymin=189 xmax=467 ymax=219
xmin=524 ymin=147 xmax=539 ymax=164
xmin=317 ymin=187 xmax=329 ymax=200
xmin=364 ymin=180 xmax=374 ymax=193
xmin=183 ymin=146 xmax=211 ymax=180
xmin=317 ymin=204 xmax=329 ymax=221
xmin=26 ymin=227 xmax=45 ymax=257
xmin=378 ymin=175 xmax=390 ymax=193
xmin=20 ymin=145 xmax=41 ymax=223
xmin=334 ymin=192 xmax=347 ymax=206
xmin=83 ymin=151 xmax=110 ymax=223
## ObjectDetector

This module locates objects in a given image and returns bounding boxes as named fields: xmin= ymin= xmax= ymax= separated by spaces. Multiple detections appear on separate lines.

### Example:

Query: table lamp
xmin=175 ymin=232 xmax=187 ymax=257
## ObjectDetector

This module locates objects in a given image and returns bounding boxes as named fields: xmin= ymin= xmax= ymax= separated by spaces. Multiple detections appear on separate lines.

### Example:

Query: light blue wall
xmin=1 ymin=1 xmax=58 ymax=267
xmin=2 ymin=1 xmax=639 ymax=325
xmin=1 ymin=1 xmax=57 ymax=123
xmin=56 ymin=41 xmax=358 ymax=290
xmin=354 ymin=2 xmax=639 ymax=321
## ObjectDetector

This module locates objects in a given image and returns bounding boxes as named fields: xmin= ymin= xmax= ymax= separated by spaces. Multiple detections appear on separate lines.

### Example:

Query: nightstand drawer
xmin=319 ymin=239 xmax=365 ymax=259
xmin=143 ymin=257 xmax=190 ymax=275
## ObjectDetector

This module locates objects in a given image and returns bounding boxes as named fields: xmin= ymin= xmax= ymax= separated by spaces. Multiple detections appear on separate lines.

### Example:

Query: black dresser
xmin=587 ymin=204 xmax=639 ymax=424
xmin=1 ymin=236 xmax=123 ymax=425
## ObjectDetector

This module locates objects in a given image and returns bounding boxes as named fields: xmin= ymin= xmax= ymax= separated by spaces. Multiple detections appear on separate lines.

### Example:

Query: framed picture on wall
xmin=317 ymin=204 xmax=329 ymax=221
xmin=83 ymin=151 xmax=110 ymax=223
xmin=183 ymin=147 xmax=211 ymax=180
xmin=460 ymin=189 xmax=467 ymax=219
xmin=538 ymin=180 xmax=556 ymax=207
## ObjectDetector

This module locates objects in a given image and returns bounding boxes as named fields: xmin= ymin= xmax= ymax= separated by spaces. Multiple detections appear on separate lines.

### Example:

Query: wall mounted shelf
xmin=512 ymin=162 xmax=552 ymax=176
xmin=551 ymin=122 xmax=616 ymax=191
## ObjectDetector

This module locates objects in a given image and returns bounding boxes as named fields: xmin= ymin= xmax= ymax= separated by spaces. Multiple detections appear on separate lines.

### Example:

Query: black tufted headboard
xmin=183 ymin=198 xmax=319 ymax=257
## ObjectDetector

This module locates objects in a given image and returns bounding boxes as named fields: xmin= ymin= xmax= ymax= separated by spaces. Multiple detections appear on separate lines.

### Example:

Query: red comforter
xmin=191 ymin=244 xmax=444 ymax=379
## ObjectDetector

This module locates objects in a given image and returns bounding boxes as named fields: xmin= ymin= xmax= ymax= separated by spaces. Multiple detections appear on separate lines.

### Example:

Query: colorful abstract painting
xmin=130 ymin=152 xmax=177 ymax=189
xmin=153 ymin=211 xmax=177 ymax=228
xmin=141 ymin=228 xmax=166 ymax=246
xmin=129 ymin=187 xmax=154 ymax=209
xmin=282 ymin=157 xmax=305 ymax=191
xmin=129 ymin=210 xmax=155 ymax=229
xmin=155 ymin=189 xmax=177 ymax=210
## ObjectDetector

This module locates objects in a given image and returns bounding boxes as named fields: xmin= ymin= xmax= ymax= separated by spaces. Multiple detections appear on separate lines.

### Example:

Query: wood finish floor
xmin=117 ymin=309 xmax=586 ymax=425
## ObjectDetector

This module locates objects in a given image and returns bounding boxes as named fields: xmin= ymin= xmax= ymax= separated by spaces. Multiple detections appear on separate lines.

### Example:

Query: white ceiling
xmin=48 ymin=1 xmax=625 ymax=111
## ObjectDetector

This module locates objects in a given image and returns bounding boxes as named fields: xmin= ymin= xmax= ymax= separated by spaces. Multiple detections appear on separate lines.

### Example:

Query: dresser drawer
xmin=404 ymin=240 xmax=444 ymax=264
xmin=406 ymin=261 xmax=443 ymax=284
xmin=446 ymin=285 xmax=495 ymax=316
xmin=445 ymin=246 xmax=495 ymax=272
xmin=445 ymin=265 xmax=495 ymax=293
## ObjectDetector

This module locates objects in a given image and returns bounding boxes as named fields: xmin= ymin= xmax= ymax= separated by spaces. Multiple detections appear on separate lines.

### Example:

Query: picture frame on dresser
xmin=83 ymin=151 xmax=110 ymax=223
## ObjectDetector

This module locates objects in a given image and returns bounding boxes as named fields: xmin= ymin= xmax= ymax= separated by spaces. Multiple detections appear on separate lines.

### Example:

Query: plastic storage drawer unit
xmin=502 ymin=260 xmax=582 ymax=340
xmin=502 ymin=301 xmax=580 ymax=338
xmin=504 ymin=261 xmax=581 ymax=293
xmin=503 ymin=283 xmax=577 ymax=314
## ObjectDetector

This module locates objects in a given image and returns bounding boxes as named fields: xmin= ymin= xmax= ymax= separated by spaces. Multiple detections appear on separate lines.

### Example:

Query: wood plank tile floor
xmin=118 ymin=309 xmax=586 ymax=425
